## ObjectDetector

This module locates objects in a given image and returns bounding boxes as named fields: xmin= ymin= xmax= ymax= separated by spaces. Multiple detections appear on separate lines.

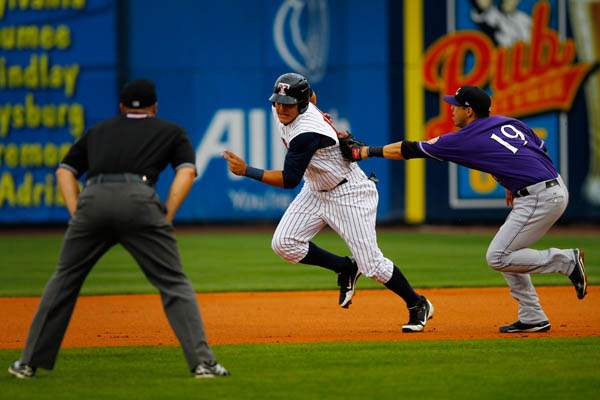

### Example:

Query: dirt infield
xmin=1 ymin=286 xmax=598 ymax=349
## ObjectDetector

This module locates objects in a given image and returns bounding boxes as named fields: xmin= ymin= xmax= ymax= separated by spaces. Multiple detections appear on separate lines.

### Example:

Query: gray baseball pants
xmin=485 ymin=176 xmax=577 ymax=323
xmin=20 ymin=182 xmax=215 ymax=371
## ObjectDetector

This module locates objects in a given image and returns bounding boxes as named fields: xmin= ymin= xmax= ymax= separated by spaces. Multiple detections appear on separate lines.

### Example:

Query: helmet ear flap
xmin=298 ymin=102 xmax=308 ymax=114
xmin=297 ymin=87 xmax=312 ymax=114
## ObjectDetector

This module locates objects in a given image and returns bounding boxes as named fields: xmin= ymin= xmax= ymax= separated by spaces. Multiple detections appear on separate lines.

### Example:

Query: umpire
xmin=8 ymin=79 xmax=229 ymax=379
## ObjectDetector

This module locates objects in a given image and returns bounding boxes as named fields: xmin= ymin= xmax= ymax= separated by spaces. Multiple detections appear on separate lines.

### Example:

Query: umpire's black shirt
xmin=60 ymin=114 xmax=196 ymax=183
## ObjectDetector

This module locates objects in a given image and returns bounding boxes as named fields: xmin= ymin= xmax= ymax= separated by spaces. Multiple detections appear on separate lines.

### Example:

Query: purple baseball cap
xmin=443 ymin=86 xmax=491 ymax=115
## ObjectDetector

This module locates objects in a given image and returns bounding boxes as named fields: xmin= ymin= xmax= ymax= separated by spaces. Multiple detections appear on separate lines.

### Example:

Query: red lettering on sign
xmin=423 ymin=1 xmax=594 ymax=139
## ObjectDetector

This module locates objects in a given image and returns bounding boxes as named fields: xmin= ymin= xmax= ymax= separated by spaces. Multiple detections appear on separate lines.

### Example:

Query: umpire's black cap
xmin=120 ymin=79 xmax=157 ymax=109
xmin=443 ymin=86 xmax=491 ymax=116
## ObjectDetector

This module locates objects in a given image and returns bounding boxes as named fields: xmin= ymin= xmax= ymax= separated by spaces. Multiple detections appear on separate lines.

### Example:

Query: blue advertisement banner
xmin=125 ymin=0 xmax=391 ymax=221
xmin=0 ymin=0 xmax=118 ymax=222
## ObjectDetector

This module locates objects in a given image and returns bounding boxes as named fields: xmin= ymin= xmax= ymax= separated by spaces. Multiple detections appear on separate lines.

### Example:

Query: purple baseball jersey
xmin=418 ymin=116 xmax=558 ymax=193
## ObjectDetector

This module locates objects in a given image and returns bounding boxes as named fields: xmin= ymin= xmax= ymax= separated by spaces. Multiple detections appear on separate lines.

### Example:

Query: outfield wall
xmin=0 ymin=0 xmax=598 ymax=223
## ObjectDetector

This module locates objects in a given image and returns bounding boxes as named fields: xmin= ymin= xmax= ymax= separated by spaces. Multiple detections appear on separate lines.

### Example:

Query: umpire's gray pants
xmin=485 ymin=176 xmax=577 ymax=323
xmin=20 ymin=182 xmax=215 ymax=371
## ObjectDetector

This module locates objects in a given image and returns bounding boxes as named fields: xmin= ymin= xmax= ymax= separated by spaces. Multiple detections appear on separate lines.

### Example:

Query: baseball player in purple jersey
xmin=223 ymin=72 xmax=434 ymax=332
xmin=343 ymin=85 xmax=588 ymax=333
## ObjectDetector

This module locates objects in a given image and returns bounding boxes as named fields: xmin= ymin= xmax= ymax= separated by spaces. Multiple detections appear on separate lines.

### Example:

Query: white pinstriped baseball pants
xmin=272 ymin=172 xmax=395 ymax=284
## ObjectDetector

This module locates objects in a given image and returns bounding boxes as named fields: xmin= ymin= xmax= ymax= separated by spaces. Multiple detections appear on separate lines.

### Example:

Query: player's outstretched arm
xmin=357 ymin=142 xmax=405 ymax=160
xmin=223 ymin=150 xmax=285 ymax=188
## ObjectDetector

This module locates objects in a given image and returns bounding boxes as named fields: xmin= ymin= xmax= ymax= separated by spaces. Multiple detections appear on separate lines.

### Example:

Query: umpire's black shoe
xmin=193 ymin=361 xmax=230 ymax=378
xmin=402 ymin=296 xmax=434 ymax=332
xmin=337 ymin=257 xmax=361 ymax=308
xmin=499 ymin=320 xmax=551 ymax=333
xmin=569 ymin=249 xmax=587 ymax=300
xmin=8 ymin=361 xmax=36 ymax=379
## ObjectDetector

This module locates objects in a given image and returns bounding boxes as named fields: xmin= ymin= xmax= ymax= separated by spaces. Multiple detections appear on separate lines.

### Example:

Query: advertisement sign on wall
xmin=423 ymin=0 xmax=595 ymax=209
xmin=126 ymin=0 xmax=392 ymax=221
xmin=0 ymin=0 xmax=118 ymax=222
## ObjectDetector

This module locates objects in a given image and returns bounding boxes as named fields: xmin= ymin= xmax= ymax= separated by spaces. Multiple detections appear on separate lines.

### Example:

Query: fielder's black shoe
xmin=402 ymin=296 xmax=434 ymax=332
xmin=8 ymin=361 xmax=36 ymax=379
xmin=569 ymin=249 xmax=587 ymax=300
xmin=337 ymin=257 xmax=361 ymax=308
xmin=499 ymin=320 xmax=551 ymax=333
xmin=193 ymin=361 xmax=230 ymax=378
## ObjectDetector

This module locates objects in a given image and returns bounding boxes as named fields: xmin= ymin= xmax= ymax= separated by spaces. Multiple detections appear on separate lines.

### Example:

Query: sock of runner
xmin=384 ymin=266 xmax=421 ymax=307
xmin=299 ymin=242 xmax=353 ymax=273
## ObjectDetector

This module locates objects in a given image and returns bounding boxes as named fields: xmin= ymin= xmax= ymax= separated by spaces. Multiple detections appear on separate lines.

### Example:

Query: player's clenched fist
xmin=223 ymin=150 xmax=247 ymax=176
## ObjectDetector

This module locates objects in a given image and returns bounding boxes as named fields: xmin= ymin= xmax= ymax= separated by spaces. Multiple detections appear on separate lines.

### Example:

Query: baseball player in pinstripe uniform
xmin=223 ymin=72 xmax=434 ymax=332
xmin=342 ymin=85 xmax=588 ymax=333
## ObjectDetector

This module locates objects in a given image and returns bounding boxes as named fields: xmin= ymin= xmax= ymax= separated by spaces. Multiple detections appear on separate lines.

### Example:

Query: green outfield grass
xmin=2 ymin=338 xmax=599 ymax=400
xmin=0 ymin=230 xmax=597 ymax=296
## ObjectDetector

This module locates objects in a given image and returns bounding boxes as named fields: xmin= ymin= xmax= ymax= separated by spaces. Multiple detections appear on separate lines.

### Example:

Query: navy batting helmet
xmin=269 ymin=73 xmax=311 ymax=114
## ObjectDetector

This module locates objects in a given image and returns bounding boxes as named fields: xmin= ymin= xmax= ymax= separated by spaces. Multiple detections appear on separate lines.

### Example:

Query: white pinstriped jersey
xmin=272 ymin=103 xmax=361 ymax=191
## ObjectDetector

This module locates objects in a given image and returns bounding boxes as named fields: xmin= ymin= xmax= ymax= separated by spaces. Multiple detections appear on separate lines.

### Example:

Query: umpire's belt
xmin=86 ymin=173 xmax=153 ymax=187
xmin=514 ymin=178 xmax=559 ymax=198
xmin=318 ymin=178 xmax=348 ymax=193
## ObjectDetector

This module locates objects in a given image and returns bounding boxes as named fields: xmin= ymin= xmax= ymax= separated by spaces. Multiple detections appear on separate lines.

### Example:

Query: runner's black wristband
xmin=245 ymin=166 xmax=264 ymax=181
xmin=367 ymin=146 xmax=384 ymax=158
